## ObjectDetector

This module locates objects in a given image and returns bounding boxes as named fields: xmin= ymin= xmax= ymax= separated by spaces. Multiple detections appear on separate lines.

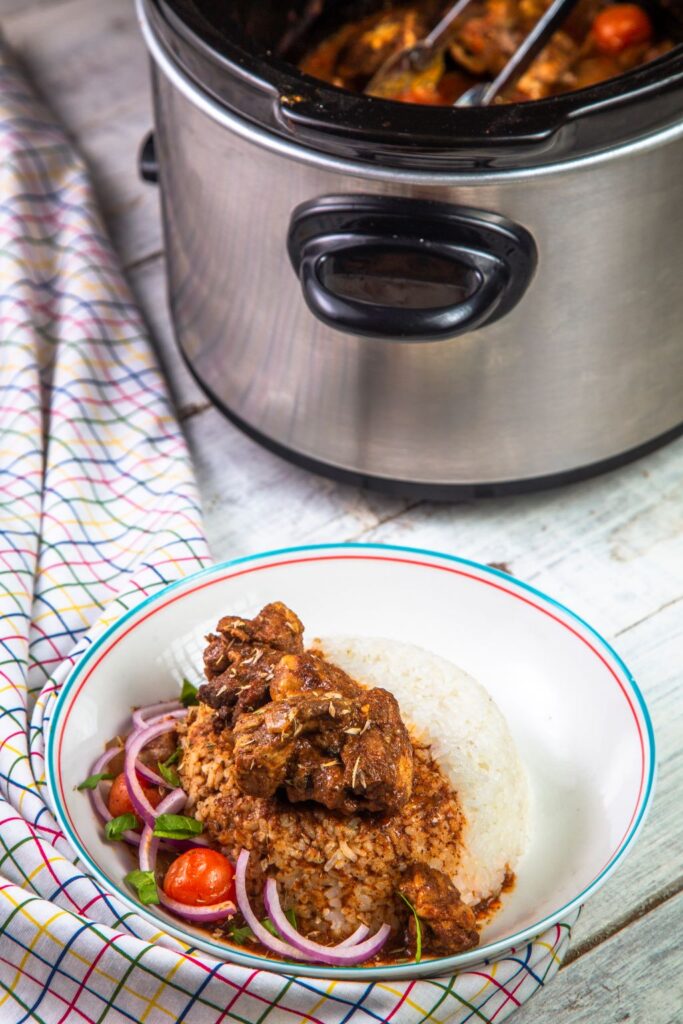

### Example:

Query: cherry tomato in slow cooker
xmin=592 ymin=4 xmax=653 ymax=55
xmin=108 ymin=772 xmax=163 ymax=818
xmin=163 ymin=849 xmax=236 ymax=906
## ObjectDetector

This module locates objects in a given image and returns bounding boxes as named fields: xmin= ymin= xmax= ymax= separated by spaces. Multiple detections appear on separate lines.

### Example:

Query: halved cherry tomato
xmin=163 ymin=848 xmax=236 ymax=906
xmin=107 ymin=772 xmax=163 ymax=818
xmin=592 ymin=4 xmax=653 ymax=55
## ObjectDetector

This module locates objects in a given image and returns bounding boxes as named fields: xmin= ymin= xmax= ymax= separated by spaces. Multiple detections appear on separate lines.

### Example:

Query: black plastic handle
xmin=139 ymin=132 xmax=159 ymax=184
xmin=288 ymin=196 xmax=537 ymax=342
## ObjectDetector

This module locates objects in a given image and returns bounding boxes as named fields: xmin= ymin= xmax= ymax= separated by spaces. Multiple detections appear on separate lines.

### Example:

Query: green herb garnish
xmin=228 ymin=922 xmax=255 ymax=944
xmin=124 ymin=869 xmax=159 ymax=905
xmin=77 ymin=771 xmax=115 ymax=791
xmin=397 ymin=891 xmax=422 ymax=963
xmin=105 ymin=813 xmax=139 ymax=841
xmin=180 ymin=678 xmax=199 ymax=707
xmin=152 ymin=813 xmax=203 ymax=840
xmin=162 ymin=748 xmax=182 ymax=767
xmin=228 ymin=909 xmax=297 ymax=946
xmin=157 ymin=760 xmax=180 ymax=788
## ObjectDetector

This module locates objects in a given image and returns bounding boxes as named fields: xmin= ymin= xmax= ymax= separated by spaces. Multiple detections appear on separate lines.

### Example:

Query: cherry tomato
xmin=163 ymin=849 xmax=236 ymax=906
xmin=107 ymin=772 xmax=163 ymax=818
xmin=592 ymin=4 xmax=653 ymax=55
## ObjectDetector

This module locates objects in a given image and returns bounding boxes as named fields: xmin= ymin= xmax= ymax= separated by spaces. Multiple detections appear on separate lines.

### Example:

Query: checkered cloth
xmin=0 ymin=43 xmax=577 ymax=1023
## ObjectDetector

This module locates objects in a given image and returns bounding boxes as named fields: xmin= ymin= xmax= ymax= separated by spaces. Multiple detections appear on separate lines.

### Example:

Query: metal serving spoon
xmin=364 ymin=0 xmax=476 ymax=98
xmin=457 ymin=0 xmax=583 ymax=105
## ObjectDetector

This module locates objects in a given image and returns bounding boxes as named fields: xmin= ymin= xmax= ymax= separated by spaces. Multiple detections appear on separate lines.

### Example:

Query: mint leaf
xmin=162 ymin=748 xmax=182 ymax=767
xmin=105 ymin=813 xmax=139 ymax=841
xmin=157 ymin=760 xmax=180 ymax=788
xmin=77 ymin=771 xmax=115 ymax=791
xmin=125 ymin=869 xmax=159 ymax=905
xmin=180 ymin=678 xmax=199 ymax=707
xmin=152 ymin=814 xmax=203 ymax=840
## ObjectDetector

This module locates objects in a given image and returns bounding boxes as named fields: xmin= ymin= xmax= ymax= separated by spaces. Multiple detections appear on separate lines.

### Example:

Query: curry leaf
xmin=77 ymin=771 xmax=115 ymax=791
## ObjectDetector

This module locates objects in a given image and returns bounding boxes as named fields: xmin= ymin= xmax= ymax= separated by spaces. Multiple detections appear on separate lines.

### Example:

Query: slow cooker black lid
xmin=150 ymin=0 xmax=683 ymax=170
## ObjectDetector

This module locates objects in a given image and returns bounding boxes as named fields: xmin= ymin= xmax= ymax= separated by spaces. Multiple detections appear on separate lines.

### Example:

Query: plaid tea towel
xmin=0 ymin=42 xmax=577 ymax=1024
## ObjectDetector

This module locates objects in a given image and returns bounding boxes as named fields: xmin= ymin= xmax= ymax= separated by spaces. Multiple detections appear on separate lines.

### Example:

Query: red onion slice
xmin=87 ymin=747 xmax=141 ymax=846
xmin=263 ymin=876 xmax=391 ymax=966
xmin=131 ymin=700 xmax=184 ymax=730
xmin=125 ymin=711 xmax=186 ymax=756
xmin=138 ymin=791 xmax=236 ymax=923
xmin=339 ymin=923 xmax=370 ymax=946
xmin=125 ymin=720 xmax=181 ymax=827
xmin=135 ymin=761 xmax=167 ymax=788
xmin=235 ymin=850 xmax=314 ymax=961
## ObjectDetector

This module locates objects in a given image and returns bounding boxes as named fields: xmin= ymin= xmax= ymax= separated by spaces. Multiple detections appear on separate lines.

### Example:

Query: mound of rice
xmin=178 ymin=636 xmax=528 ymax=945
xmin=317 ymin=637 xmax=529 ymax=907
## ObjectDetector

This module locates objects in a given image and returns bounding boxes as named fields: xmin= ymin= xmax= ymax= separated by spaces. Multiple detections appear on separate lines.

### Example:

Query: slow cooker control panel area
xmin=287 ymin=196 xmax=538 ymax=342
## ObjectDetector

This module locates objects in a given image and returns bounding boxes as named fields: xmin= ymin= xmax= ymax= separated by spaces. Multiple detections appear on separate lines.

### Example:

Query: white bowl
xmin=46 ymin=543 xmax=655 ymax=981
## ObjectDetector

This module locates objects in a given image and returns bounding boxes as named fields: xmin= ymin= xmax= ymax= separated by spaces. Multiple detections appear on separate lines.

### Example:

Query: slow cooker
xmin=137 ymin=0 xmax=683 ymax=497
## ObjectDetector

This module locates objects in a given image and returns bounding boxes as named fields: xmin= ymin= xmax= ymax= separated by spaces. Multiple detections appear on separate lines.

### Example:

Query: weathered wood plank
xmin=514 ymin=889 xmax=682 ymax=1024
xmin=0 ymin=0 xmax=60 ymax=15
xmin=362 ymin=438 xmax=683 ymax=638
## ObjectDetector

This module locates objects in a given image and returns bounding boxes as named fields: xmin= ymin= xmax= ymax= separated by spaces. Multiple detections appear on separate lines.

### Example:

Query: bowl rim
xmin=45 ymin=541 xmax=656 ymax=980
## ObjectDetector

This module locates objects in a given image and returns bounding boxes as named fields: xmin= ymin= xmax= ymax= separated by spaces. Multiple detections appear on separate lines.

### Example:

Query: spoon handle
xmin=479 ymin=0 xmax=583 ymax=104
xmin=422 ymin=0 xmax=479 ymax=49
xmin=365 ymin=0 xmax=477 ymax=94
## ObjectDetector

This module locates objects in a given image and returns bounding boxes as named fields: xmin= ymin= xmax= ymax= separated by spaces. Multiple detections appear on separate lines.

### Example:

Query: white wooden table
xmin=4 ymin=2 xmax=681 ymax=1020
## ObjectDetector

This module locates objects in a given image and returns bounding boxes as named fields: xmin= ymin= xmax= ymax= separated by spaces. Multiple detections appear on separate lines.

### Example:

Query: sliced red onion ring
xmin=125 ymin=711 xmax=186 ymax=755
xmin=135 ymin=761 xmax=167 ymax=788
xmin=339 ymin=923 xmax=370 ymax=946
xmin=87 ymin=747 xmax=141 ymax=846
xmin=264 ymin=876 xmax=391 ymax=966
xmin=139 ymin=791 xmax=236 ymax=923
xmin=125 ymin=720 xmax=181 ymax=827
xmin=235 ymin=850 xmax=314 ymax=961
xmin=131 ymin=700 xmax=184 ymax=730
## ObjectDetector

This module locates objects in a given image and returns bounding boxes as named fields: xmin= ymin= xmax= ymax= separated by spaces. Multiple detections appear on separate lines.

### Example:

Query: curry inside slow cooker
xmin=155 ymin=0 xmax=683 ymax=169
xmin=291 ymin=1 xmax=678 ymax=105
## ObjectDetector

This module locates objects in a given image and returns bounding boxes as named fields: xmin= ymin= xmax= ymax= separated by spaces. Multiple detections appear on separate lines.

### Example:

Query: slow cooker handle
xmin=288 ymin=196 xmax=537 ymax=342
xmin=298 ymin=236 xmax=507 ymax=342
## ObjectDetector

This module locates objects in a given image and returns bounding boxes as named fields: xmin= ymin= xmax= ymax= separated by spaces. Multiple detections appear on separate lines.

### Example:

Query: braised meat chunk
xmin=234 ymin=662 xmax=414 ymax=814
xmin=201 ymin=604 xmax=414 ymax=815
xmin=199 ymin=602 xmax=304 ymax=727
xmin=270 ymin=651 xmax=360 ymax=701
xmin=233 ymin=691 xmax=363 ymax=809
xmin=399 ymin=863 xmax=479 ymax=954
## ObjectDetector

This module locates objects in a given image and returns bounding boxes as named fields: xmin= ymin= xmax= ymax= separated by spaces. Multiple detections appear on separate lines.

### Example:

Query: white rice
xmin=316 ymin=636 xmax=530 ymax=906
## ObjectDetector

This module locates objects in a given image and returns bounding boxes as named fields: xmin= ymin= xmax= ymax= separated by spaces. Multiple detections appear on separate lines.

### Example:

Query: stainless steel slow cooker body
xmin=138 ymin=0 xmax=683 ymax=496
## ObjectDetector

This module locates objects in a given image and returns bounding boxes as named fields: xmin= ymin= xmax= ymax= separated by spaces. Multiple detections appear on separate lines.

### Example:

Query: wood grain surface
xmin=3 ymin=2 xmax=682 ymax=1020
